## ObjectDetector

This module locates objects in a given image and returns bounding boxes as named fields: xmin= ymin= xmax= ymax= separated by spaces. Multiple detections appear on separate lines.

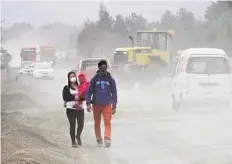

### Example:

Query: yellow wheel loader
xmin=111 ymin=29 xmax=175 ymax=87
xmin=112 ymin=29 xmax=175 ymax=69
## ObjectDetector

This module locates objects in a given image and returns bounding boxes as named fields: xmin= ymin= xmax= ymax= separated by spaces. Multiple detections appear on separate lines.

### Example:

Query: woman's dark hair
xmin=67 ymin=71 xmax=78 ymax=89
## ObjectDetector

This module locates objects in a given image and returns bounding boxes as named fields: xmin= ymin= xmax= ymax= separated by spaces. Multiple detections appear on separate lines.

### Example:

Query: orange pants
xmin=93 ymin=105 xmax=112 ymax=141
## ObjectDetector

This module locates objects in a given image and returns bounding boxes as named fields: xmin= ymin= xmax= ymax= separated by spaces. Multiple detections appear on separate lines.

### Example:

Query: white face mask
xmin=70 ymin=77 xmax=77 ymax=82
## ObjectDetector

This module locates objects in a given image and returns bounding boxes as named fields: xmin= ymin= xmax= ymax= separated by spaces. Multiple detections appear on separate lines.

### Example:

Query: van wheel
xmin=172 ymin=95 xmax=181 ymax=112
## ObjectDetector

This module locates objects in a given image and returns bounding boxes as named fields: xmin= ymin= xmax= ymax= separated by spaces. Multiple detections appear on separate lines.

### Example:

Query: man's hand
xmin=112 ymin=108 xmax=116 ymax=115
xmin=87 ymin=104 xmax=92 ymax=113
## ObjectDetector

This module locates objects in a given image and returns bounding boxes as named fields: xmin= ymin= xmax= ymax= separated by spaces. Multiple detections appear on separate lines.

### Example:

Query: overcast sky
xmin=2 ymin=1 xmax=211 ymax=27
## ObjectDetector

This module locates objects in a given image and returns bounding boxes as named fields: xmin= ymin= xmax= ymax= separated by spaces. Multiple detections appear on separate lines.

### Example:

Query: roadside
xmin=1 ymin=91 xmax=65 ymax=164
xmin=1 ymin=70 xmax=118 ymax=164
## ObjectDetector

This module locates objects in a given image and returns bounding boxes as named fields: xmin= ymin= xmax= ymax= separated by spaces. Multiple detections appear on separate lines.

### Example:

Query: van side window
xmin=175 ymin=58 xmax=183 ymax=74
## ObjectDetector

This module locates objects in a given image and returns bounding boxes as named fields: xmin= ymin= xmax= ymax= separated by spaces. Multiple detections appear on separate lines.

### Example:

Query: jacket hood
xmin=78 ymin=73 xmax=87 ymax=83
xmin=96 ymin=70 xmax=111 ymax=76
xmin=67 ymin=71 xmax=78 ymax=87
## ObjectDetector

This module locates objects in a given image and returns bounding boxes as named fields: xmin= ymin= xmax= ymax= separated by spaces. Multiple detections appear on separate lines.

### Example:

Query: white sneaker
xmin=104 ymin=139 xmax=111 ymax=148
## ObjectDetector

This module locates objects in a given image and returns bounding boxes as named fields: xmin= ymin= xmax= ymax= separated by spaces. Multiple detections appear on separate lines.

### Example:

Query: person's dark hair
xmin=98 ymin=60 xmax=107 ymax=68
xmin=67 ymin=71 xmax=78 ymax=89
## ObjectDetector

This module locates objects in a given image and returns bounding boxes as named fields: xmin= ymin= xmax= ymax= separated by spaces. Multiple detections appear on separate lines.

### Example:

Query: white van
xmin=77 ymin=58 xmax=111 ymax=80
xmin=171 ymin=48 xmax=231 ymax=110
xmin=77 ymin=58 xmax=111 ymax=72
xmin=32 ymin=62 xmax=54 ymax=79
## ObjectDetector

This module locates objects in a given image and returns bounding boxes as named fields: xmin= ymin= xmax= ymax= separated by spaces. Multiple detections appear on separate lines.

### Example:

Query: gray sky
xmin=2 ymin=1 xmax=211 ymax=27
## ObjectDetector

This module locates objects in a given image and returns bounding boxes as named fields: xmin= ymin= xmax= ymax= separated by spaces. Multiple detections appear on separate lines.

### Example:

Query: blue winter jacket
xmin=86 ymin=71 xmax=117 ymax=109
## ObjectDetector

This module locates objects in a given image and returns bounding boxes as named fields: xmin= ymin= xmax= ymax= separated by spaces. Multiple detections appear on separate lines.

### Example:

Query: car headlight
xmin=123 ymin=51 xmax=127 ymax=55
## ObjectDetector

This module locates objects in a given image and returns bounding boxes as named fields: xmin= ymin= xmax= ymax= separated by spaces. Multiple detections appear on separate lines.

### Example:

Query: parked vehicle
xmin=77 ymin=58 xmax=111 ymax=81
xmin=171 ymin=48 xmax=231 ymax=111
xmin=32 ymin=61 xmax=54 ymax=79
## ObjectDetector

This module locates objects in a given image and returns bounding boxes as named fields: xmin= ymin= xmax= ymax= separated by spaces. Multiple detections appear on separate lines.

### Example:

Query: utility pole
xmin=129 ymin=35 xmax=136 ymax=65
xmin=1 ymin=20 xmax=5 ymax=51
xmin=1 ymin=20 xmax=9 ymax=80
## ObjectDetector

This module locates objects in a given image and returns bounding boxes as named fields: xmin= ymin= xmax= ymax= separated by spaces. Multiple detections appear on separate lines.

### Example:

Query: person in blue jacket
xmin=86 ymin=60 xmax=117 ymax=148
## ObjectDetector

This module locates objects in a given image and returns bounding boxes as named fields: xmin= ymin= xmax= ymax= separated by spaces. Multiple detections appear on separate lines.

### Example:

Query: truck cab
xmin=20 ymin=47 xmax=37 ymax=74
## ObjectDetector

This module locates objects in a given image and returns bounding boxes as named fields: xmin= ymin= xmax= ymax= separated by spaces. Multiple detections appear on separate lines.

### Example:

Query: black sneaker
xmin=76 ymin=135 xmax=82 ymax=146
xmin=104 ymin=139 xmax=111 ymax=148
xmin=97 ymin=139 xmax=103 ymax=147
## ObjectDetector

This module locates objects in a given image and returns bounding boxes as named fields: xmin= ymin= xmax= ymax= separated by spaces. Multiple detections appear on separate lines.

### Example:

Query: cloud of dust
xmin=113 ymin=69 xmax=172 ymax=111
xmin=5 ymin=31 xmax=43 ymax=67
xmin=4 ymin=23 xmax=77 ymax=67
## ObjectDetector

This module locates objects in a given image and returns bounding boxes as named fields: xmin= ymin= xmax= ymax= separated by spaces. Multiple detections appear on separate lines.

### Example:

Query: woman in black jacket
xmin=62 ymin=71 xmax=84 ymax=148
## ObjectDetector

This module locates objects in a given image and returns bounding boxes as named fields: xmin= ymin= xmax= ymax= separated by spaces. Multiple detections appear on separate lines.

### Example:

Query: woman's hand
xmin=75 ymin=95 xmax=80 ymax=101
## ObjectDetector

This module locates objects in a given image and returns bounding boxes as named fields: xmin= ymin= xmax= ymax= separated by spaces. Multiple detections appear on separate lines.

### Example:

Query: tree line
xmin=2 ymin=1 xmax=232 ymax=57
xmin=77 ymin=1 xmax=232 ymax=58
xmin=3 ymin=22 xmax=78 ymax=51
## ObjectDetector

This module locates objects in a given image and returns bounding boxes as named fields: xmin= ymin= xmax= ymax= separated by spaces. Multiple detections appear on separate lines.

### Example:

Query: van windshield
xmin=81 ymin=60 xmax=110 ymax=71
xmin=185 ymin=56 xmax=231 ymax=74
xmin=36 ymin=63 xmax=52 ymax=69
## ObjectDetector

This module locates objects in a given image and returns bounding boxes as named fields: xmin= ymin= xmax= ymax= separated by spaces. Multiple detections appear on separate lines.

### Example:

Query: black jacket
xmin=62 ymin=85 xmax=75 ymax=102
xmin=63 ymin=71 xmax=78 ymax=102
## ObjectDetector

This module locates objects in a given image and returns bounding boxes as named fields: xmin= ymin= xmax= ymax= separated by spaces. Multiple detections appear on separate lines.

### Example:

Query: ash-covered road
xmin=2 ymin=68 xmax=232 ymax=164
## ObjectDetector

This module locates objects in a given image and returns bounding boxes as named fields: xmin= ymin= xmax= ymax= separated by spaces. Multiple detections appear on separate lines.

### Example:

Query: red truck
xmin=20 ymin=45 xmax=56 ymax=74
xmin=20 ymin=47 xmax=37 ymax=74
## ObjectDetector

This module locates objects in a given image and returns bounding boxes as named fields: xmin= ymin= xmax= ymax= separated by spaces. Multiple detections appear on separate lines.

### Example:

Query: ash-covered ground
xmin=1 ymin=66 xmax=232 ymax=164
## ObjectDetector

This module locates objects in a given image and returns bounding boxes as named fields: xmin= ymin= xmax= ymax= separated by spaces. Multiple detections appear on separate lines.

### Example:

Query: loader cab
xmin=137 ymin=31 xmax=168 ymax=51
xmin=136 ymin=30 xmax=174 ymax=51
xmin=136 ymin=30 xmax=175 ymax=64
